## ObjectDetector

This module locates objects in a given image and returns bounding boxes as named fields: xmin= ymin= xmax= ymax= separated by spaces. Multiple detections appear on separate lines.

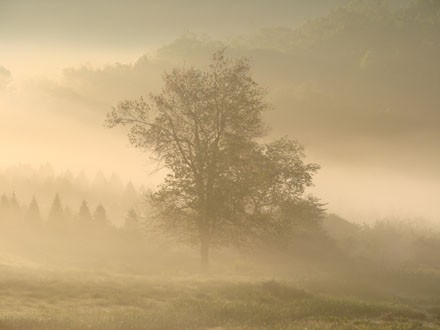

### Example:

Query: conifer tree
xmin=0 ymin=194 xmax=10 ymax=221
xmin=9 ymin=193 xmax=21 ymax=220
xmin=93 ymin=204 xmax=109 ymax=227
xmin=47 ymin=193 xmax=65 ymax=231
xmin=78 ymin=200 xmax=92 ymax=228
xmin=27 ymin=196 xmax=42 ymax=228
xmin=124 ymin=208 xmax=141 ymax=233
xmin=5 ymin=193 xmax=23 ymax=227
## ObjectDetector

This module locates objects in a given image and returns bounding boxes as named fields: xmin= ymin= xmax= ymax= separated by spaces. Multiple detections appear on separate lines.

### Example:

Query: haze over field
xmin=1 ymin=0 xmax=439 ymax=222
xmin=2 ymin=1 xmax=440 ymax=329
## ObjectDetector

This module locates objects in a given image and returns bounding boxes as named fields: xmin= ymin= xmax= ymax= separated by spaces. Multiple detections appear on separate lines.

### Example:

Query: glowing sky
xmin=0 ymin=0 xmax=438 ymax=222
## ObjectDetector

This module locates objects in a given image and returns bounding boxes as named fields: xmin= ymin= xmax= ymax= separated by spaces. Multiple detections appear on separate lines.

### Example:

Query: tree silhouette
xmin=107 ymin=50 xmax=321 ymax=270
xmin=0 ymin=194 xmax=9 ymax=223
xmin=9 ymin=193 xmax=21 ymax=222
xmin=27 ymin=196 xmax=42 ymax=228
xmin=124 ymin=208 xmax=141 ymax=233
xmin=93 ymin=204 xmax=108 ymax=227
xmin=47 ymin=193 xmax=65 ymax=231
xmin=78 ymin=200 xmax=92 ymax=229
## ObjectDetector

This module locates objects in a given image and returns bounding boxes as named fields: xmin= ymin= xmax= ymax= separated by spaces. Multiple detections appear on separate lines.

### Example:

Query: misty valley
xmin=1 ymin=0 xmax=440 ymax=329
xmin=1 ymin=165 xmax=440 ymax=329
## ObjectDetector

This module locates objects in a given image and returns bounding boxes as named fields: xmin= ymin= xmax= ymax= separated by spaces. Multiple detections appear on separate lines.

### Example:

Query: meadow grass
xmin=0 ymin=266 xmax=439 ymax=329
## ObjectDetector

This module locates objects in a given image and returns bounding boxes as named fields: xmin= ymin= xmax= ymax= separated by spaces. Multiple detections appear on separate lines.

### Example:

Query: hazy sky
xmin=0 ymin=0 xmax=438 ymax=222
xmin=1 ymin=1 xmax=348 ymax=43
xmin=0 ymin=0 xmax=352 ymax=78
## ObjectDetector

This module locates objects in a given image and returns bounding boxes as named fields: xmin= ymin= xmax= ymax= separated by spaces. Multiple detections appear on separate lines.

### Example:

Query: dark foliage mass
xmin=107 ymin=51 xmax=323 ymax=268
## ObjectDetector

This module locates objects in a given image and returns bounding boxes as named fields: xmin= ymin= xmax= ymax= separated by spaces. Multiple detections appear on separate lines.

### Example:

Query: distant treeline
xmin=0 ymin=192 xmax=143 ymax=234
xmin=1 ymin=189 xmax=440 ymax=273
xmin=0 ymin=164 xmax=149 ymax=226
xmin=0 ymin=190 xmax=151 ymax=270
xmin=1 ymin=165 xmax=440 ymax=273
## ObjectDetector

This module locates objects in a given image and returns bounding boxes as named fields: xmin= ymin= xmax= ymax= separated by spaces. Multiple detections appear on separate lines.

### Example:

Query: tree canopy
xmin=107 ymin=50 xmax=322 ymax=269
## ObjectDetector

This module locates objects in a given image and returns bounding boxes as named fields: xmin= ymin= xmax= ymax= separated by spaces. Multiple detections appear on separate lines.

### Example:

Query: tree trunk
xmin=200 ymin=238 xmax=210 ymax=273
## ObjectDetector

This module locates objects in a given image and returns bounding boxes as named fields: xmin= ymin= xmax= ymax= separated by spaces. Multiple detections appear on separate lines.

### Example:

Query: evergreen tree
xmin=124 ymin=182 xmax=138 ymax=199
xmin=124 ymin=208 xmax=141 ymax=232
xmin=27 ymin=196 xmax=42 ymax=228
xmin=47 ymin=193 xmax=65 ymax=231
xmin=9 ymin=193 xmax=20 ymax=215
xmin=123 ymin=182 xmax=138 ymax=210
xmin=0 ymin=194 xmax=8 ymax=207
xmin=93 ymin=204 xmax=109 ymax=227
xmin=0 ymin=194 xmax=10 ymax=221
xmin=8 ymin=193 xmax=22 ymax=225
xmin=77 ymin=200 xmax=92 ymax=227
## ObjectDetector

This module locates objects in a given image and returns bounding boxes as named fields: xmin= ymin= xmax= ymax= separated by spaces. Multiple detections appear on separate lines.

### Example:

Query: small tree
xmin=47 ymin=193 xmax=65 ymax=231
xmin=27 ymin=196 xmax=42 ymax=228
xmin=107 ymin=50 xmax=321 ymax=270
xmin=78 ymin=200 xmax=92 ymax=228
xmin=93 ymin=204 xmax=109 ymax=227
xmin=124 ymin=208 xmax=141 ymax=233
xmin=9 ymin=193 xmax=21 ymax=224
xmin=0 ymin=194 xmax=9 ymax=223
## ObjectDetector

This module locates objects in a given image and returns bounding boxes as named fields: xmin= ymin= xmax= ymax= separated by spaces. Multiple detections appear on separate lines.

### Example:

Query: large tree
xmin=107 ymin=51 xmax=321 ymax=270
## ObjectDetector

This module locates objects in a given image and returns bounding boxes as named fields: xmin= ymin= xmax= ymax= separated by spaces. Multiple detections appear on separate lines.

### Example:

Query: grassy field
xmin=0 ymin=265 xmax=439 ymax=330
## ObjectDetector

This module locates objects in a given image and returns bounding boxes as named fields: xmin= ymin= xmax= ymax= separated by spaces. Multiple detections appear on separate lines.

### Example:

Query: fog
xmin=1 ymin=1 xmax=440 ymax=328
xmin=1 ymin=0 xmax=439 ymax=222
